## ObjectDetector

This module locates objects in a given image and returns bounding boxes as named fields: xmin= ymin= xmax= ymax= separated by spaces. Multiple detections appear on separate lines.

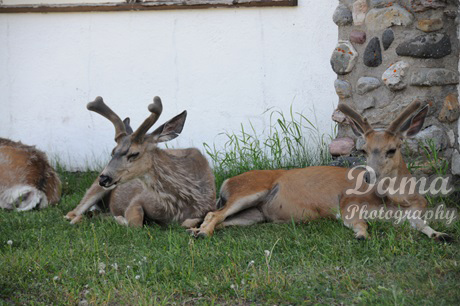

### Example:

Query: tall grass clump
xmin=204 ymin=106 xmax=335 ymax=189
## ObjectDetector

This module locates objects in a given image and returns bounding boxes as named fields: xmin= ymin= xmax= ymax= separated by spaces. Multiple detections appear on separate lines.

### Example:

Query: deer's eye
xmin=127 ymin=152 xmax=140 ymax=161
xmin=386 ymin=149 xmax=396 ymax=157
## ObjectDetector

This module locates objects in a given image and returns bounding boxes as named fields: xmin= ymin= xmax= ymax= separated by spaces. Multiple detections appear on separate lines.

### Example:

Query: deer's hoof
xmin=196 ymin=231 xmax=209 ymax=239
xmin=434 ymin=233 xmax=454 ymax=243
xmin=355 ymin=234 xmax=369 ymax=241
xmin=186 ymin=228 xmax=199 ymax=236
xmin=186 ymin=228 xmax=210 ymax=239
xmin=64 ymin=211 xmax=77 ymax=220
xmin=114 ymin=216 xmax=129 ymax=226
xmin=69 ymin=215 xmax=83 ymax=225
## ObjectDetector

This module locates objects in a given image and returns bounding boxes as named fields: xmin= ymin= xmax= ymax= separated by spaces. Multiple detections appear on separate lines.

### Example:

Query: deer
xmin=64 ymin=96 xmax=216 ymax=228
xmin=0 ymin=138 xmax=61 ymax=211
xmin=187 ymin=100 xmax=452 ymax=242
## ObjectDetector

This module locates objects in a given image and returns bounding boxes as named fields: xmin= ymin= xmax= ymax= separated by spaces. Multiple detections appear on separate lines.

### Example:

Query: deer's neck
xmin=141 ymin=148 xmax=207 ymax=209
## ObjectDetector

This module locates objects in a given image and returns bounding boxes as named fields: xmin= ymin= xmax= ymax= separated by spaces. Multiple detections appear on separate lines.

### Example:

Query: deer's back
xmin=222 ymin=166 xmax=359 ymax=222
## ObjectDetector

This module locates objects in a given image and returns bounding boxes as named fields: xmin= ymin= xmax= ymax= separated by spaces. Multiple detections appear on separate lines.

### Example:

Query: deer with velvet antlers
xmin=0 ymin=138 xmax=61 ymax=211
xmin=65 ymin=96 xmax=216 ymax=228
xmin=188 ymin=100 xmax=452 ymax=242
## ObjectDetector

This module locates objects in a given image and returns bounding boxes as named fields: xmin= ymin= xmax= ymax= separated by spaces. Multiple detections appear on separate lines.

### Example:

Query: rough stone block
xmin=357 ymin=77 xmax=381 ymax=95
xmin=438 ymin=94 xmax=460 ymax=123
xmin=333 ymin=4 xmax=353 ymax=26
xmin=370 ymin=0 xmax=391 ymax=8
xmin=329 ymin=137 xmax=355 ymax=156
xmin=452 ymin=150 xmax=460 ymax=176
xmin=410 ymin=68 xmax=459 ymax=86
xmin=382 ymin=61 xmax=410 ymax=91
xmin=416 ymin=19 xmax=443 ymax=32
xmin=350 ymin=30 xmax=366 ymax=44
xmin=363 ymin=37 xmax=382 ymax=67
xmin=365 ymin=5 xmax=414 ymax=31
xmin=330 ymin=41 xmax=359 ymax=75
xmin=334 ymin=79 xmax=352 ymax=99
xmin=357 ymin=97 xmax=376 ymax=112
xmin=405 ymin=125 xmax=448 ymax=153
xmin=410 ymin=0 xmax=447 ymax=13
xmin=382 ymin=28 xmax=394 ymax=50
xmin=352 ymin=0 xmax=368 ymax=26
xmin=332 ymin=108 xmax=347 ymax=123
xmin=396 ymin=33 xmax=451 ymax=59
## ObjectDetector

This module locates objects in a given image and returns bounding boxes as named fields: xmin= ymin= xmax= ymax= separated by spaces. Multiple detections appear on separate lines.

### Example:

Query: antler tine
xmin=132 ymin=96 xmax=163 ymax=143
xmin=386 ymin=100 xmax=422 ymax=134
xmin=337 ymin=103 xmax=373 ymax=134
xmin=87 ymin=96 xmax=127 ymax=142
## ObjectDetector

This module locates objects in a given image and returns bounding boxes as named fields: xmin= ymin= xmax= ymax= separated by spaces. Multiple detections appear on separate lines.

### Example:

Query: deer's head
xmin=338 ymin=100 xmax=428 ymax=182
xmin=88 ymin=96 xmax=187 ymax=189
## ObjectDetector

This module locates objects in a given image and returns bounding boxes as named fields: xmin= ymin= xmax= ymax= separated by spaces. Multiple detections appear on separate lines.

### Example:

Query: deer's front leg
xmin=388 ymin=194 xmax=453 ymax=242
xmin=187 ymin=210 xmax=228 ymax=238
xmin=123 ymin=199 xmax=145 ymax=227
xmin=65 ymin=180 xmax=109 ymax=224
xmin=340 ymin=196 xmax=371 ymax=240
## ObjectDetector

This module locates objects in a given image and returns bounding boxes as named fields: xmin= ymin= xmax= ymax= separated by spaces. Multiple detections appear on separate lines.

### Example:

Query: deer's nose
xmin=99 ymin=175 xmax=112 ymax=187
xmin=364 ymin=172 xmax=371 ymax=184
xmin=364 ymin=170 xmax=379 ymax=184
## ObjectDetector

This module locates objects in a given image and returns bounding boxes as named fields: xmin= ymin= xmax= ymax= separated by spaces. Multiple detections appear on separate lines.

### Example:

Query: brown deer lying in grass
xmin=0 ymin=138 xmax=61 ymax=211
xmin=188 ymin=101 xmax=452 ymax=242
xmin=65 ymin=96 xmax=216 ymax=228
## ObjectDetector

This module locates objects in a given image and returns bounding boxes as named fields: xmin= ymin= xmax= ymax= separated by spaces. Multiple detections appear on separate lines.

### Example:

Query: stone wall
xmin=329 ymin=0 xmax=460 ymax=175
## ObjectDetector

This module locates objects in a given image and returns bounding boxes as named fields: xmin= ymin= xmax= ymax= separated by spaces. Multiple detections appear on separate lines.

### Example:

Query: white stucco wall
xmin=0 ymin=1 xmax=338 ymax=169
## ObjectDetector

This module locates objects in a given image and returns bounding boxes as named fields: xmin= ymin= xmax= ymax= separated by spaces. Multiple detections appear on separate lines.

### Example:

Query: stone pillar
xmin=330 ymin=0 xmax=460 ymax=174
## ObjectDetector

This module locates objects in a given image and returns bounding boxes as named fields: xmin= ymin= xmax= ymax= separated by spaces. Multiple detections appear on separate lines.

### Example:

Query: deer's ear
xmin=123 ymin=117 xmax=133 ymax=135
xmin=148 ymin=111 xmax=187 ymax=143
xmin=347 ymin=118 xmax=365 ymax=137
xmin=399 ymin=105 xmax=428 ymax=138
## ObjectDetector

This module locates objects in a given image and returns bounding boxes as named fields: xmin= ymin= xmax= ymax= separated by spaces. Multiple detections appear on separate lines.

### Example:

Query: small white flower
xmin=7 ymin=240 xmax=13 ymax=246
xmin=264 ymin=250 xmax=270 ymax=257
xmin=142 ymin=256 xmax=147 ymax=261
xmin=98 ymin=262 xmax=106 ymax=270
xmin=111 ymin=263 xmax=118 ymax=270
xmin=248 ymin=260 xmax=255 ymax=268
xmin=135 ymin=275 xmax=140 ymax=280
xmin=98 ymin=269 xmax=105 ymax=275
xmin=230 ymin=284 xmax=235 ymax=289
xmin=78 ymin=299 xmax=88 ymax=306
xmin=127 ymin=265 xmax=131 ymax=269
xmin=53 ymin=276 xmax=59 ymax=281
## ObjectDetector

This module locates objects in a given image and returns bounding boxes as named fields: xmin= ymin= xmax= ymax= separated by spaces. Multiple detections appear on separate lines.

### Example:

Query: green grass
xmin=205 ymin=105 xmax=334 ymax=189
xmin=1 ymin=110 xmax=459 ymax=305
